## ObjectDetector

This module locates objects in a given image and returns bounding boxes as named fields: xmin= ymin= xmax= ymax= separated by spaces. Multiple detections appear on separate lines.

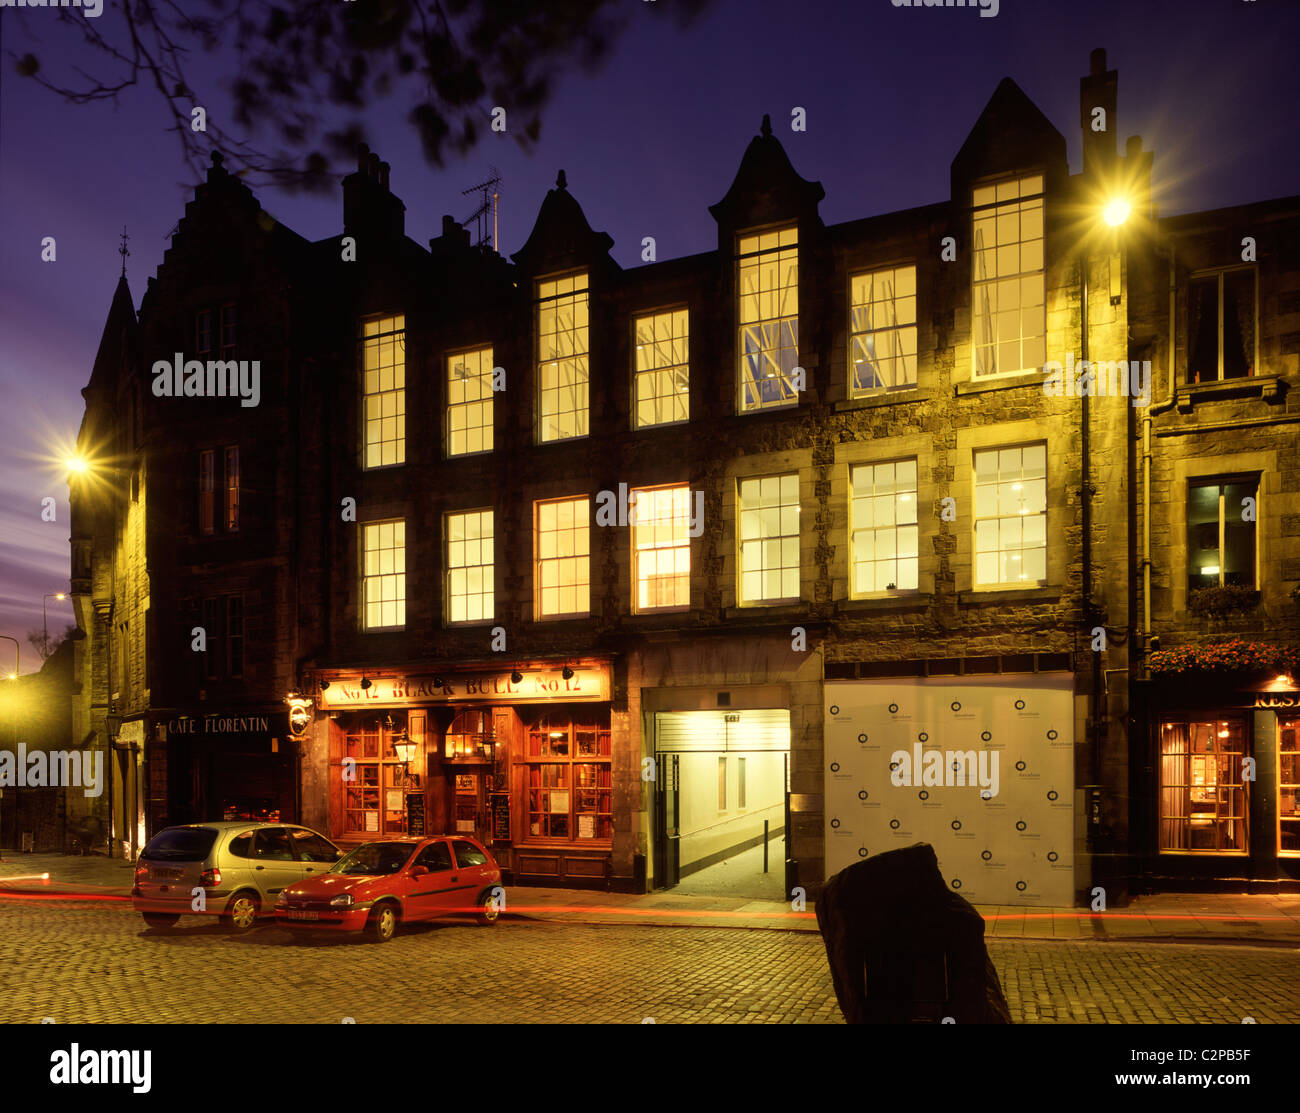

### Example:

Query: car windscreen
xmin=140 ymin=827 xmax=219 ymax=862
xmin=330 ymin=842 xmax=413 ymax=876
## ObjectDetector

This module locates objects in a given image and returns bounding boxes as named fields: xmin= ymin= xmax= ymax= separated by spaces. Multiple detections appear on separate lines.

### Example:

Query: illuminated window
xmin=738 ymin=756 xmax=747 ymax=809
xmin=1159 ymin=718 xmax=1248 ymax=853
xmin=1188 ymin=268 xmax=1255 ymax=383
xmin=738 ymin=473 xmax=800 ymax=604
xmin=737 ymin=227 xmax=799 ymax=411
xmin=717 ymin=756 xmax=727 ymax=810
xmin=361 ymin=315 xmax=406 ymax=468
xmin=537 ymin=273 xmax=589 ymax=442
xmin=343 ymin=715 xmax=412 ymax=837
xmin=972 ymin=175 xmax=1045 ymax=377
xmin=634 ymin=309 xmax=689 ymax=427
xmin=1187 ymin=478 xmax=1258 ymax=592
xmin=851 ymin=460 xmax=918 ymax=594
xmin=446 ymin=509 xmax=494 ymax=623
xmin=363 ymin=519 xmax=406 ymax=629
xmin=632 ymin=484 xmax=691 ymax=612
xmin=973 ymin=445 xmax=1046 ymax=585
xmin=1280 ymin=717 xmax=1300 ymax=856
xmin=447 ymin=346 xmax=494 ymax=456
xmin=535 ymin=496 xmax=590 ymax=619
xmin=850 ymin=266 xmax=917 ymax=395
xmin=223 ymin=446 xmax=239 ymax=532
xmin=525 ymin=713 xmax=612 ymax=842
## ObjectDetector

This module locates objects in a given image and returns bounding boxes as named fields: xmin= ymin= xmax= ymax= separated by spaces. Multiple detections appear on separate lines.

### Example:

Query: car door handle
xmin=255 ymin=865 xmax=266 ymax=871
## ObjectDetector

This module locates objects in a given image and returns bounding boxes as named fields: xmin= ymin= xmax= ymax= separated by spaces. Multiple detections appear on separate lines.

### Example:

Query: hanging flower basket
xmin=1147 ymin=638 xmax=1300 ymax=675
xmin=1187 ymin=584 xmax=1260 ymax=617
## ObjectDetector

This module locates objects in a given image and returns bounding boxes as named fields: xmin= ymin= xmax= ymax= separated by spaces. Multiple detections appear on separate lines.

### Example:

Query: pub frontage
xmin=299 ymin=659 xmax=621 ymax=889
xmin=1133 ymin=670 xmax=1300 ymax=890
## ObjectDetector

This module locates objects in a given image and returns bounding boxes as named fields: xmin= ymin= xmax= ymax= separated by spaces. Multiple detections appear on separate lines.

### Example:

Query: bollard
xmin=763 ymin=819 xmax=769 ymax=873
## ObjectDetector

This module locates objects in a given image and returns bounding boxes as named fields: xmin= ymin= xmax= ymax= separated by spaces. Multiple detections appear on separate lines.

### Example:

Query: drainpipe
xmin=1143 ymin=236 xmax=1178 ymax=638
xmin=1080 ymin=257 xmax=1101 ymax=784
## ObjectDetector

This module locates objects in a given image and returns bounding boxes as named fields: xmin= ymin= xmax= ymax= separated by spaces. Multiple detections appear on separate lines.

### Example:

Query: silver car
xmin=132 ymin=821 xmax=342 ymax=932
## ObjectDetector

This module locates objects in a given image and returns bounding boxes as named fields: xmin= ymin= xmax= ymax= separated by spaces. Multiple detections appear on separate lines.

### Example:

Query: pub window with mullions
xmin=524 ymin=712 xmax=612 ymax=842
xmin=343 ymin=715 xmax=412 ymax=838
xmin=1158 ymin=717 xmax=1249 ymax=853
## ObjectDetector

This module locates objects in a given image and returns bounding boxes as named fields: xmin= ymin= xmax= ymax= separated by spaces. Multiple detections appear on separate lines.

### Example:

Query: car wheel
xmin=476 ymin=887 xmax=502 ymax=926
xmin=220 ymin=892 xmax=260 ymax=932
xmin=142 ymin=913 xmax=178 ymax=929
xmin=366 ymin=901 xmax=398 ymax=943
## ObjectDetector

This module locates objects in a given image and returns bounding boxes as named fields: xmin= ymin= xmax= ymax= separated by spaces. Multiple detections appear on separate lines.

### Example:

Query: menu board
xmin=405 ymin=792 xmax=426 ymax=837
xmin=490 ymin=793 xmax=511 ymax=842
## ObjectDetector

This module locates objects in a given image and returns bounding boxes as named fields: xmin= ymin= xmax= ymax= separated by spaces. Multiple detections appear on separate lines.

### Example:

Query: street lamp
xmin=0 ymin=635 xmax=18 ymax=680
xmin=42 ymin=593 xmax=67 ymax=657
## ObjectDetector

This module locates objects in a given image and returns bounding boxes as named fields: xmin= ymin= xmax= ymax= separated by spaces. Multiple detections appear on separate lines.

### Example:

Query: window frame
xmin=523 ymin=712 xmax=613 ymax=844
xmin=631 ymin=305 xmax=691 ymax=429
xmin=736 ymin=224 xmax=800 ymax=414
xmin=736 ymin=472 xmax=802 ymax=606
xmin=1186 ymin=265 xmax=1258 ymax=384
xmin=445 ymin=344 xmax=495 ymax=458
xmin=359 ymin=314 xmax=407 ymax=471
xmin=533 ymin=495 xmax=591 ymax=621
xmin=1185 ymin=475 xmax=1260 ymax=592
xmin=1157 ymin=714 xmax=1250 ymax=856
xmin=849 ymin=457 xmax=920 ymax=597
xmin=535 ymin=271 xmax=591 ymax=444
xmin=630 ymin=483 xmax=692 ymax=614
xmin=361 ymin=518 xmax=408 ymax=632
xmin=445 ymin=507 xmax=495 ymax=625
xmin=970 ymin=173 xmax=1046 ymax=380
xmin=848 ymin=263 xmax=919 ymax=397
xmin=971 ymin=442 xmax=1048 ymax=589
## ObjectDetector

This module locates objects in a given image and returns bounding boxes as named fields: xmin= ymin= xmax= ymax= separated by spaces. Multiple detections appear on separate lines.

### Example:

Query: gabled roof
xmin=85 ymin=274 xmax=137 ymax=395
xmin=710 ymin=114 xmax=824 ymax=233
xmin=951 ymin=78 xmax=1067 ymax=197
xmin=512 ymin=170 xmax=615 ymax=274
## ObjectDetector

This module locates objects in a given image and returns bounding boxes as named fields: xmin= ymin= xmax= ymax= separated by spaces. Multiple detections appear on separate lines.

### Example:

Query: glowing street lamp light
xmin=1102 ymin=197 xmax=1131 ymax=227
xmin=65 ymin=455 xmax=89 ymax=476
xmin=42 ymin=592 xmax=67 ymax=656
xmin=0 ymin=635 xmax=18 ymax=680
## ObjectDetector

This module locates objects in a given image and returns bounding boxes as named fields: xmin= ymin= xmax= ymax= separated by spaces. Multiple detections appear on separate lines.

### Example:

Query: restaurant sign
xmin=319 ymin=666 xmax=609 ymax=709
xmin=1255 ymin=693 xmax=1300 ymax=709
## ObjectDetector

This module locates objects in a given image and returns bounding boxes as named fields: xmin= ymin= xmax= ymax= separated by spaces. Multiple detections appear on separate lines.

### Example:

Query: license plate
xmin=151 ymin=867 xmax=183 ymax=881
xmin=286 ymin=910 xmax=319 ymax=921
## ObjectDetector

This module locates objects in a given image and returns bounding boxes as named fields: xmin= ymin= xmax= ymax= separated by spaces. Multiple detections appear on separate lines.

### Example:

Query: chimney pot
xmin=1090 ymin=47 xmax=1107 ymax=75
xmin=357 ymin=143 xmax=370 ymax=173
xmin=1126 ymin=134 xmax=1142 ymax=157
xmin=367 ymin=153 xmax=380 ymax=179
xmin=442 ymin=214 xmax=457 ymax=237
xmin=379 ymin=161 xmax=390 ymax=188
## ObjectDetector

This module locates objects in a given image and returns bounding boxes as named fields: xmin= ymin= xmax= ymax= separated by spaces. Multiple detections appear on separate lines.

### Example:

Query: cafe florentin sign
xmin=318 ymin=666 xmax=610 ymax=709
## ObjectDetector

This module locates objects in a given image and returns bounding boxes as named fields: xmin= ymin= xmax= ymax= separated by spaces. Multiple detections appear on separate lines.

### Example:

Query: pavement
xmin=4 ymin=850 xmax=1300 ymax=945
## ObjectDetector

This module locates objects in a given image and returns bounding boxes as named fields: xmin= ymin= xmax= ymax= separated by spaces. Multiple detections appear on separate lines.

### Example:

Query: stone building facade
xmin=69 ymin=49 xmax=1298 ymax=901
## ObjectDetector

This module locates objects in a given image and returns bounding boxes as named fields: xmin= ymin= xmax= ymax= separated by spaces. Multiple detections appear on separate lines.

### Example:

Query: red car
xmin=273 ymin=835 xmax=503 ymax=943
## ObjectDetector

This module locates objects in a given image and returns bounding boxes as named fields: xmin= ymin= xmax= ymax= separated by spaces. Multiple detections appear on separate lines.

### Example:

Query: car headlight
xmin=329 ymin=893 xmax=354 ymax=908
xmin=276 ymin=892 xmax=290 ymax=907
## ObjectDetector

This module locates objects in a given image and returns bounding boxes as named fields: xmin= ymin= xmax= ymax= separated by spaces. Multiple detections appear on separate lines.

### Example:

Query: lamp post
xmin=42 ymin=593 xmax=66 ymax=658
xmin=0 ymin=636 xmax=17 ymax=857
xmin=0 ymin=635 xmax=17 ymax=681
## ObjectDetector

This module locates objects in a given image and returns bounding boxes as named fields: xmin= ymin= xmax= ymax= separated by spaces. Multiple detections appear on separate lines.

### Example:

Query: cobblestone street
xmin=3 ymin=897 xmax=1298 ymax=1024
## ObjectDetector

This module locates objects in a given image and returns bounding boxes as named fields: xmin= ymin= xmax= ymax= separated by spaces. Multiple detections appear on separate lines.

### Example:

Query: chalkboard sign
xmin=490 ymin=793 xmax=511 ymax=842
xmin=405 ymin=792 xmax=426 ymax=837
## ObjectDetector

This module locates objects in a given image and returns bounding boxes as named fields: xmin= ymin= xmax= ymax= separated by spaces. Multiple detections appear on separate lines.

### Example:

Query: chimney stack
xmin=342 ymin=143 xmax=406 ymax=241
xmin=1080 ymin=47 xmax=1118 ymax=178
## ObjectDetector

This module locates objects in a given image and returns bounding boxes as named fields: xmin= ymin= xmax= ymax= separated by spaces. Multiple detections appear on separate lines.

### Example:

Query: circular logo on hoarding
xmin=1047 ymin=729 xmax=1058 ymax=741
xmin=889 ymin=703 xmax=899 ymax=714
xmin=918 ymin=731 xmax=929 ymax=743
xmin=981 ymin=730 xmax=992 ymax=742
xmin=1047 ymin=790 xmax=1059 ymax=802
xmin=829 ymin=704 xmax=840 ymax=715
xmin=890 ymin=819 xmax=901 ymax=830
xmin=830 ymin=818 xmax=840 ymax=829
xmin=858 ymin=733 xmax=869 ymax=744
xmin=889 ymin=760 xmax=900 ymax=771
xmin=1015 ymin=761 xmax=1027 ymax=772
xmin=1016 ymin=881 xmax=1027 ymax=892
xmin=981 ymin=850 xmax=992 ymax=861
xmin=1047 ymin=851 xmax=1059 ymax=863
xmin=918 ymin=790 xmax=929 ymax=801
xmin=951 ymin=819 xmax=962 ymax=831
xmin=981 ymin=789 xmax=993 ymax=800
xmin=858 ymin=847 xmax=869 ymax=858
xmin=858 ymin=789 xmax=869 ymax=801
xmin=951 ymin=879 xmax=962 ymax=890
xmin=830 ymin=762 xmax=840 ymax=773
xmin=1014 ymin=699 xmax=1026 ymax=710
xmin=1016 ymin=820 xmax=1027 ymax=832
xmin=951 ymin=701 xmax=962 ymax=712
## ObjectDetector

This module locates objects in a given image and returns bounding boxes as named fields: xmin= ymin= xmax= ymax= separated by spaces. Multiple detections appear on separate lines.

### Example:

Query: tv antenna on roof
xmin=461 ymin=168 xmax=502 ymax=249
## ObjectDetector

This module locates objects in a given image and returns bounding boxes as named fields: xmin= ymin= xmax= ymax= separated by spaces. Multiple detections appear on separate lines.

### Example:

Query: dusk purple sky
xmin=2 ymin=0 xmax=1297 ymax=673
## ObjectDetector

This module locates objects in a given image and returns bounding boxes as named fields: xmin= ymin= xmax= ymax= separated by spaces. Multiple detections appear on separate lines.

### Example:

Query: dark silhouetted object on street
xmin=816 ymin=842 xmax=1012 ymax=1023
